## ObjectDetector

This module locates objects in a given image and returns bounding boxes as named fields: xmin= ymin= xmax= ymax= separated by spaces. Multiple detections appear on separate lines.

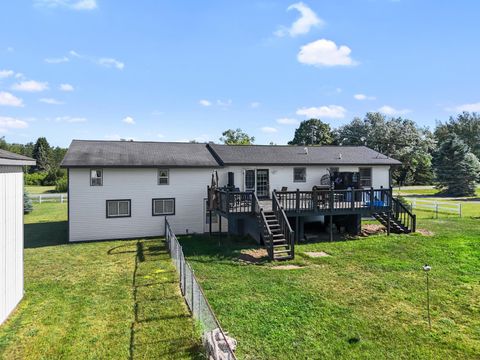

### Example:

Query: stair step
xmin=273 ymin=239 xmax=287 ymax=244
xmin=272 ymin=234 xmax=285 ymax=238
xmin=273 ymin=244 xmax=289 ymax=248
xmin=274 ymin=249 xmax=291 ymax=254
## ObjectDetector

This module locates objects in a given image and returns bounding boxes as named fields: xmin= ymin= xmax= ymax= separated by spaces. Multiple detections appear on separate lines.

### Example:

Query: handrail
xmin=391 ymin=196 xmax=416 ymax=232
xmin=253 ymin=191 xmax=274 ymax=258
xmin=272 ymin=190 xmax=295 ymax=258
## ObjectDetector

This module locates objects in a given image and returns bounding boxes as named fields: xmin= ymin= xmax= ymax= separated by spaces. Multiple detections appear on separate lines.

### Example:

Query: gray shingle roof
xmin=61 ymin=140 xmax=221 ymax=168
xmin=0 ymin=149 xmax=36 ymax=166
xmin=208 ymin=144 xmax=402 ymax=166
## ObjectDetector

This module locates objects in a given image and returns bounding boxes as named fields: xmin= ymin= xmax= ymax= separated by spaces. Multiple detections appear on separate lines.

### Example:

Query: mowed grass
xmin=180 ymin=216 xmax=480 ymax=359
xmin=0 ymin=203 xmax=202 ymax=359
xmin=25 ymin=185 xmax=56 ymax=194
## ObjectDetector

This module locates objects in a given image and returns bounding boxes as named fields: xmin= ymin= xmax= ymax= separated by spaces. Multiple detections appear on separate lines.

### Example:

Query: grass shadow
xmin=24 ymin=221 xmax=68 ymax=248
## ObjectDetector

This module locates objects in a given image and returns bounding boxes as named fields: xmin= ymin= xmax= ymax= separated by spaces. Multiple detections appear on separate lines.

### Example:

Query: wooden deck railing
xmin=272 ymin=191 xmax=295 ymax=257
xmin=392 ymin=197 xmax=416 ymax=232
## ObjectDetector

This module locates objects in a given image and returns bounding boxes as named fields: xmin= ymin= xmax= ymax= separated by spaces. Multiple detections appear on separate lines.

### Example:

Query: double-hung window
xmin=106 ymin=200 xmax=131 ymax=218
xmin=91 ymin=169 xmax=103 ymax=186
xmin=293 ymin=167 xmax=307 ymax=182
xmin=152 ymin=198 xmax=175 ymax=216
xmin=158 ymin=169 xmax=169 ymax=185
xmin=359 ymin=167 xmax=372 ymax=187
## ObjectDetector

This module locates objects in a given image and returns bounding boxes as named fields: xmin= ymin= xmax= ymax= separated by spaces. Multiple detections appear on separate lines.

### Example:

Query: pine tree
xmin=433 ymin=134 xmax=480 ymax=196
xmin=32 ymin=137 xmax=52 ymax=172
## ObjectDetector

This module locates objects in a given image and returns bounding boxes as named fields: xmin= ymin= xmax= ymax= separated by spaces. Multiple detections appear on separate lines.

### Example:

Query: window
xmin=90 ymin=169 xmax=103 ymax=186
xmin=293 ymin=167 xmax=306 ymax=182
xmin=158 ymin=169 xmax=169 ymax=185
xmin=152 ymin=198 xmax=175 ymax=216
xmin=245 ymin=170 xmax=255 ymax=190
xmin=106 ymin=200 xmax=131 ymax=218
xmin=329 ymin=167 xmax=339 ymax=175
xmin=359 ymin=167 xmax=372 ymax=187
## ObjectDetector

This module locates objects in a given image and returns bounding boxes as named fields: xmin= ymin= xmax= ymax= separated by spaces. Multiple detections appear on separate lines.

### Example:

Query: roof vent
xmin=304 ymin=147 xmax=308 ymax=155
xmin=338 ymin=153 xmax=342 ymax=159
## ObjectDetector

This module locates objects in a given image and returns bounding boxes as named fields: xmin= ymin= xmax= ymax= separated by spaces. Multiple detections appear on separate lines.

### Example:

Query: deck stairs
xmin=262 ymin=211 xmax=293 ymax=261
xmin=373 ymin=197 xmax=416 ymax=234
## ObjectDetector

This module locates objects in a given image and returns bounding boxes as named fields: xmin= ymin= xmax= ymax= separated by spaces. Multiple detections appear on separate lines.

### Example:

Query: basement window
xmin=90 ymin=169 xmax=103 ymax=186
xmin=158 ymin=169 xmax=169 ymax=185
xmin=152 ymin=198 xmax=175 ymax=216
xmin=359 ymin=167 xmax=372 ymax=187
xmin=106 ymin=200 xmax=131 ymax=218
xmin=293 ymin=167 xmax=307 ymax=182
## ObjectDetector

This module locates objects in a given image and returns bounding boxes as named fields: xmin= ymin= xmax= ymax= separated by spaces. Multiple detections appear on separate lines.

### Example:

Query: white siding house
xmin=0 ymin=150 xmax=35 ymax=325
xmin=62 ymin=140 xmax=400 ymax=243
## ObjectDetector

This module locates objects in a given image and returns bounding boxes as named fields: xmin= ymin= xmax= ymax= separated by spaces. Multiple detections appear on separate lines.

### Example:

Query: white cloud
xmin=199 ymin=99 xmax=212 ymax=107
xmin=298 ymin=39 xmax=357 ymax=67
xmin=59 ymin=83 xmax=74 ymax=92
xmin=296 ymin=105 xmax=347 ymax=119
xmin=44 ymin=56 xmax=70 ymax=64
xmin=250 ymin=101 xmax=261 ymax=108
xmin=448 ymin=102 xmax=480 ymax=112
xmin=6 ymin=47 xmax=14 ymax=53
xmin=122 ymin=116 xmax=135 ymax=125
xmin=0 ymin=116 xmax=28 ymax=132
xmin=98 ymin=58 xmax=124 ymax=70
xmin=55 ymin=116 xmax=87 ymax=123
xmin=378 ymin=105 xmax=411 ymax=116
xmin=261 ymin=126 xmax=278 ymax=133
xmin=217 ymin=99 xmax=232 ymax=107
xmin=11 ymin=80 xmax=48 ymax=92
xmin=276 ymin=117 xmax=299 ymax=125
xmin=0 ymin=92 xmax=24 ymax=107
xmin=39 ymin=98 xmax=64 ymax=105
xmin=104 ymin=134 xmax=136 ymax=141
xmin=354 ymin=93 xmax=376 ymax=100
xmin=275 ymin=2 xmax=324 ymax=37
xmin=34 ymin=0 xmax=97 ymax=10
xmin=0 ymin=69 xmax=15 ymax=78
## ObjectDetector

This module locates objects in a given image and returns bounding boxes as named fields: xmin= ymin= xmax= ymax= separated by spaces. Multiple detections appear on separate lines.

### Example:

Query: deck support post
xmin=209 ymin=210 xmax=212 ymax=237
xmin=295 ymin=216 xmax=300 ymax=244
xmin=387 ymin=211 xmax=391 ymax=236
xmin=329 ymin=215 xmax=333 ymax=242
xmin=219 ymin=215 xmax=222 ymax=239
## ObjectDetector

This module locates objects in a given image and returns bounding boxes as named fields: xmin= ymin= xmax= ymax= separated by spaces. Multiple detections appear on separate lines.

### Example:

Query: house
xmin=0 ymin=149 xmax=35 ymax=325
xmin=62 ymin=140 xmax=415 ymax=260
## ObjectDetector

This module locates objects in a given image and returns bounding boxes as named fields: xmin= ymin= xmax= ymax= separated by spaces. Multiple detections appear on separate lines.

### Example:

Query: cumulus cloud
xmin=11 ymin=80 xmax=48 ymax=92
xmin=0 ymin=69 xmax=15 ymax=78
xmin=378 ymin=105 xmax=411 ymax=116
xmin=199 ymin=99 xmax=212 ymax=107
xmin=354 ymin=93 xmax=376 ymax=100
xmin=55 ymin=116 xmax=87 ymax=123
xmin=298 ymin=39 xmax=357 ymax=67
xmin=296 ymin=105 xmax=346 ymax=119
xmin=34 ymin=0 xmax=97 ymax=10
xmin=276 ymin=117 xmax=299 ymax=125
xmin=39 ymin=98 xmax=64 ymax=105
xmin=448 ymin=102 xmax=480 ymax=112
xmin=275 ymin=2 xmax=324 ymax=37
xmin=98 ymin=58 xmax=125 ymax=70
xmin=59 ymin=83 xmax=74 ymax=92
xmin=104 ymin=134 xmax=136 ymax=141
xmin=0 ymin=92 xmax=24 ymax=107
xmin=261 ymin=126 xmax=278 ymax=133
xmin=0 ymin=116 xmax=28 ymax=132
xmin=122 ymin=116 xmax=135 ymax=125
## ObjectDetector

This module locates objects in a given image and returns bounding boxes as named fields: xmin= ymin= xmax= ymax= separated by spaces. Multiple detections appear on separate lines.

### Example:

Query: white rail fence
xmin=165 ymin=218 xmax=237 ymax=360
xmin=410 ymin=199 xmax=462 ymax=217
xmin=30 ymin=193 xmax=68 ymax=203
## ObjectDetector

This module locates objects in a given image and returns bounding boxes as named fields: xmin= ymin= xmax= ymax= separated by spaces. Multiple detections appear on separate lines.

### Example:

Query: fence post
xmin=435 ymin=203 xmax=439 ymax=219
xmin=60 ymin=194 xmax=63 ymax=203
xmin=39 ymin=195 xmax=42 ymax=204
xmin=191 ymin=269 xmax=195 ymax=316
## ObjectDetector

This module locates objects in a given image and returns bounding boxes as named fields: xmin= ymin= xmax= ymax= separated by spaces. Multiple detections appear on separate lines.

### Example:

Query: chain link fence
xmin=165 ymin=218 xmax=237 ymax=360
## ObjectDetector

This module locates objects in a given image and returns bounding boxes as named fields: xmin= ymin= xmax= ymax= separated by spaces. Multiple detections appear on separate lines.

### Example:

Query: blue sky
xmin=0 ymin=0 xmax=479 ymax=147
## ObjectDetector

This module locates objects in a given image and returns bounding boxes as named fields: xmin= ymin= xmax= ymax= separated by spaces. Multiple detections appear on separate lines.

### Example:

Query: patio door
xmin=244 ymin=169 xmax=255 ymax=192
xmin=256 ymin=169 xmax=269 ymax=198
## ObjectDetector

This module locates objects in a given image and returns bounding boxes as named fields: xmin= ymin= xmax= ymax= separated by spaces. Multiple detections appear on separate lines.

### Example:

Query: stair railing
xmin=272 ymin=190 xmax=295 ymax=259
xmin=253 ymin=192 xmax=274 ymax=259
xmin=390 ymin=193 xmax=416 ymax=233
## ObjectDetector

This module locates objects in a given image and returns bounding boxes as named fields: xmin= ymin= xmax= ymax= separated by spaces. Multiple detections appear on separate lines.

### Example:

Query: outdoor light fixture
xmin=423 ymin=264 xmax=432 ymax=329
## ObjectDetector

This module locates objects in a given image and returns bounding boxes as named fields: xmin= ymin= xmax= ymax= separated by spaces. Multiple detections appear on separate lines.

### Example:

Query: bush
xmin=24 ymin=190 xmax=33 ymax=214
xmin=25 ymin=171 xmax=48 ymax=185
xmin=55 ymin=177 xmax=68 ymax=193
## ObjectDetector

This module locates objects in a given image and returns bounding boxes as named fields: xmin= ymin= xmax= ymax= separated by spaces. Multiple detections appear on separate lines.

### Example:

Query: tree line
xmin=221 ymin=112 xmax=480 ymax=196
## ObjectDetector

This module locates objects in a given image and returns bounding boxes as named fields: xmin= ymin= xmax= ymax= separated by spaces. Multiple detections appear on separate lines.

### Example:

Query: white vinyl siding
xmin=0 ymin=166 xmax=24 ymax=324
xmin=153 ymin=198 xmax=175 ymax=216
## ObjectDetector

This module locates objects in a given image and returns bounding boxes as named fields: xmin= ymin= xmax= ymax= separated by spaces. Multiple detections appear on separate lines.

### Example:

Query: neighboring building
xmin=62 ymin=140 xmax=412 ymax=255
xmin=0 ymin=149 xmax=35 ymax=325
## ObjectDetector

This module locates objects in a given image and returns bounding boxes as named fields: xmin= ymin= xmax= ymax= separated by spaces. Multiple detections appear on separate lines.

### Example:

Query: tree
xmin=335 ymin=112 xmax=435 ymax=186
xmin=435 ymin=112 xmax=480 ymax=159
xmin=32 ymin=137 xmax=52 ymax=172
xmin=24 ymin=189 xmax=33 ymax=214
xmin=288 ymin=119 xmax=333 ymax=145
xmin=220 ymin=129 xmax=254 ymax=145
xmin=433 ymin=134 xmax=480 ymax=196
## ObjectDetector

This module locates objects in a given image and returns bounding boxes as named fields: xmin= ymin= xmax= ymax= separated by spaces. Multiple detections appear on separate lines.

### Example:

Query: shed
xmin=0 ymin=149 xmax=35 ymax=325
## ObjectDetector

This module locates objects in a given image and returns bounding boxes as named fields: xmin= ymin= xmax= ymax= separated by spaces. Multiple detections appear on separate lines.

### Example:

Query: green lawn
xmin=180 ymin=216 xmax=480 ymax=359
xmin=395 ymin=185 xmax=480 ymax=197
xmin=0 ymin=203 xmax=202 ymax=359
xmin=25 ymin=185 xmax=57 ymax=194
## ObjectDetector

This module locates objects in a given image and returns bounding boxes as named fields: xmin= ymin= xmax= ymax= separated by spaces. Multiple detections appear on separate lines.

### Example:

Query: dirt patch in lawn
xmin=271 ymin=265 xmax=304 ymax=270
xmin=417 ymin=228 xmax=435 ymax=236
xmin=238 ymin=248 xmax=269 ymax=264
xmin=361 ymin=224 xmax=386 ymax=236
xmin=304 ymin=251 xmax=330 ymax=258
